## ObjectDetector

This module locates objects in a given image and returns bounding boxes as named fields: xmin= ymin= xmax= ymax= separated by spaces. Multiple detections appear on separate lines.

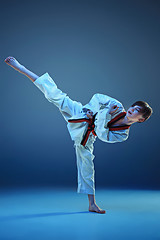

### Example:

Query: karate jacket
xmin=33 ymin=72 xmax=130 ymax=145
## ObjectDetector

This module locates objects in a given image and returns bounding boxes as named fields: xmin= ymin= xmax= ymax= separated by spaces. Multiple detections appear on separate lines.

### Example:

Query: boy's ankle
xmin=19 ymin=65 xmax=26 ymax=74
xmin=89 ymin=202 xmax=96 ymax=208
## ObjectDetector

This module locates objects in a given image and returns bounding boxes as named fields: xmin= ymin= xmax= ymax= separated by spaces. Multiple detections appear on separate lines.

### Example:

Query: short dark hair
xmin=131 ymin=101 xmax=153 ymax=122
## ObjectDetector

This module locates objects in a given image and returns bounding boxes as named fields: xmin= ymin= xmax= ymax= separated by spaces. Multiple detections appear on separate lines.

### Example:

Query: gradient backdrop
xmin=1 ymin=0 xmax=160 ymax=190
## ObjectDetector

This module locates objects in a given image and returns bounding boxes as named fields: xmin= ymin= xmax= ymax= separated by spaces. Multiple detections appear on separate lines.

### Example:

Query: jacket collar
xmin=107 ymin=112 xmax=131 ymax=131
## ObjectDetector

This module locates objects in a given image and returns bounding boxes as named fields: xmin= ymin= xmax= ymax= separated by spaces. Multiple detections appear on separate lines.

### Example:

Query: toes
xmin=4 ymin=56 xmax=15 ymax=63
xmin=89 ymin=205 xmax=106 ymax=214
xmin=5 ymin=56 xmax=14 ymax=61
xmin=4 ymin=57 xmax=10 ymax=62
xmin=8 ymin=57 xmax=14 ymax=61
xmin=4 ymin=58 xmax=9 ymax=63
xmin=99 ymin=210 xmax=106 ymax=214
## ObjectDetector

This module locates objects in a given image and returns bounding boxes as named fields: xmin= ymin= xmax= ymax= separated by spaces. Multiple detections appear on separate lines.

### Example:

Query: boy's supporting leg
xmin=4 ymin=56 xmax=39 ymax=82
xmin=75 ymin=145 xmax=106 ymax=214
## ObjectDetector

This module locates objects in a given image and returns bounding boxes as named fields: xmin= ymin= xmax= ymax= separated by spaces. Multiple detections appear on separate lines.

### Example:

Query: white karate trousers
xmin=34 ymin=73 xmax=96 ymax=195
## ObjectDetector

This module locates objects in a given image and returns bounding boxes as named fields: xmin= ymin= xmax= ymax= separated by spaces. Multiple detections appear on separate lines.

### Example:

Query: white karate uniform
xmin=33 ymin=72 xmax=130 ymax=195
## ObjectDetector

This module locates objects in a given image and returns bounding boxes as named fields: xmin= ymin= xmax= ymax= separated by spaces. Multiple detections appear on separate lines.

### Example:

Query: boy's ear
xmin=138 ymin=118 xmax=145 ymax=123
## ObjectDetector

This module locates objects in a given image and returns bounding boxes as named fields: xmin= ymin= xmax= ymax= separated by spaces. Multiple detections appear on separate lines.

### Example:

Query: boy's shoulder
xmin=97 ymin=93 xmax=124 ymax=109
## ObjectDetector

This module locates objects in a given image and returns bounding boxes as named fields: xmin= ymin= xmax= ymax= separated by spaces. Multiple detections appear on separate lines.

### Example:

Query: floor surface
xmin=0 ymin=188 xmax=160 ymax=240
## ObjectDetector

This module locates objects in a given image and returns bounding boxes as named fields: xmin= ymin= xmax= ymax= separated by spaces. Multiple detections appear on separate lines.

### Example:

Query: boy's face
xmin=126 ymin=105 xmax=145 ymax=123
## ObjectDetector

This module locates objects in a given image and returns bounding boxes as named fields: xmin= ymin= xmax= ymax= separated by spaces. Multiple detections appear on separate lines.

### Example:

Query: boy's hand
xmin=86 ymin=110 xmax=93 ymax=119
xmin=109 ymin=104 xmax=119 ymax=114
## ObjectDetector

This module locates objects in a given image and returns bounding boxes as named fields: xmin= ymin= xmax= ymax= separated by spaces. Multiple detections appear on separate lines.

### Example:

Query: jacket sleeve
xmin=83 ymin=93 xmax=115 ymax=110
xmin=106 ymin=130 xmax=129 ymax=143
xmin=83 ymin=93 xmax=124 ymax=114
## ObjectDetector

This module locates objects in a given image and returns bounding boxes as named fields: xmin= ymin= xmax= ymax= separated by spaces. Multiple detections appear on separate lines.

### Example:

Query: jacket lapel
xmin=107 ymin=112 xmax=131 ymax=131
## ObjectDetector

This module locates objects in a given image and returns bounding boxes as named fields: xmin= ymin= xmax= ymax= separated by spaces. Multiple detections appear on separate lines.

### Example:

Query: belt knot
xmin=68 ymin=112 xmax=97 ymax=146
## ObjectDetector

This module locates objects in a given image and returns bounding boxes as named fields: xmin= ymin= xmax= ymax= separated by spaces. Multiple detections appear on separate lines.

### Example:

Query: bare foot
xmin=89 ymin=203 xmax=106 ymax=214
xmin=4 ymin=56 xmax=24 ymax=73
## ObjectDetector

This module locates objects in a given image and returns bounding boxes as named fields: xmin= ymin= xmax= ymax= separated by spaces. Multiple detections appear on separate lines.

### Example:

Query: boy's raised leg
xmin=4 ymin=56 xmax=39 ymax=82
xmin=5 ymin=56 xmax=106 ymax=214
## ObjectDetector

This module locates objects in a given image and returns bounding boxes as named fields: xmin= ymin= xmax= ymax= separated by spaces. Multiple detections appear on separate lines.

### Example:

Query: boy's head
xmin=126 ymin=101 xmax=153 ymax=123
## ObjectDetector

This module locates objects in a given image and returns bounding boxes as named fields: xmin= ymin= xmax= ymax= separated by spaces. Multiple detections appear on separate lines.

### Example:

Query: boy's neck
xmin=122 ymin=116 xmax=135 ymax=125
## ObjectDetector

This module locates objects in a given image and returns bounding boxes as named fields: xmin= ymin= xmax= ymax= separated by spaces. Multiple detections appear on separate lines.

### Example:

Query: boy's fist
xmin=86 ymin=110 xmax=93 ymax=119
xmin=109 ymin=104 xmax=119 ymax=114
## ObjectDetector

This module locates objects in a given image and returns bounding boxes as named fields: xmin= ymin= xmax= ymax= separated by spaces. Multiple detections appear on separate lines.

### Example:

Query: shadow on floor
xmin=0 ymin=211 xmax=91 ymax=221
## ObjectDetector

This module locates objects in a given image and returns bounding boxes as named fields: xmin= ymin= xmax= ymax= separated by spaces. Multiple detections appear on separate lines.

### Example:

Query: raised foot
xmin=89 ymin=203 xmax=106 ymax=214
xmin=4 ymin=56 xmax=23 ymax=72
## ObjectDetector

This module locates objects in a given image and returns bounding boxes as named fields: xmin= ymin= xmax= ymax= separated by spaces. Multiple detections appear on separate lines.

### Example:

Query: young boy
xmin=4 ymin=56 xmax=153 ymax=214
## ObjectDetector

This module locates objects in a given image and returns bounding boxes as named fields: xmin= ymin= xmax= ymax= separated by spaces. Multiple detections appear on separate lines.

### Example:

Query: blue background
xmin=1 ymin=0 xmax=159 ymax=190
